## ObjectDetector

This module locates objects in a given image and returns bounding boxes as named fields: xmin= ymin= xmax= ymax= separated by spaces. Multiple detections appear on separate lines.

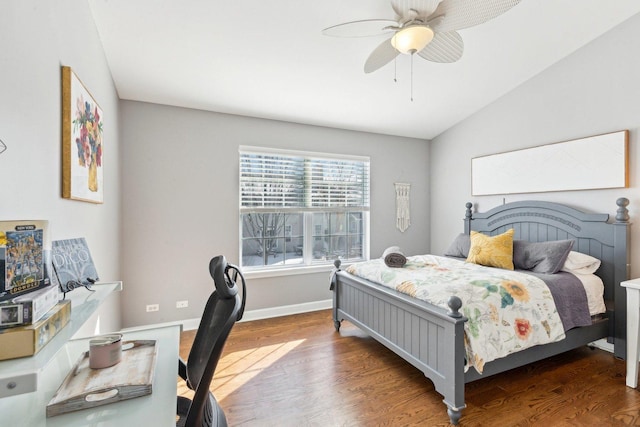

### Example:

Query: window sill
xmin=243 ymin=261 xmax=353 ymax=280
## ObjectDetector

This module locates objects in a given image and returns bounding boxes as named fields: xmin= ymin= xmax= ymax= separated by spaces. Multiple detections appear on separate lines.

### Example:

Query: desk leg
xmin=627 ymin=288 xmax=640 ymax=388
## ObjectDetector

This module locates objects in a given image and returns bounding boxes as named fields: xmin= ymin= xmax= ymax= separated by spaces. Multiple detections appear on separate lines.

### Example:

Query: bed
xmin=330 ymin=199 xmax=630 ymax=425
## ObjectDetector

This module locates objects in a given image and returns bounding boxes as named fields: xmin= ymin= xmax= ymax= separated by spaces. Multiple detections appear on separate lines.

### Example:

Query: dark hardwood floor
xmin=179 ymin=309 xmax=640 ymax=426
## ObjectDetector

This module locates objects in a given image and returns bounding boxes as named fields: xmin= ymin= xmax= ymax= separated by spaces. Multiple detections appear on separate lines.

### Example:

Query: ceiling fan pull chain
xmin=410 ymin=54 xmax=414 ymax=102
xmin=394 ymin=57 xmax=397 ymax=83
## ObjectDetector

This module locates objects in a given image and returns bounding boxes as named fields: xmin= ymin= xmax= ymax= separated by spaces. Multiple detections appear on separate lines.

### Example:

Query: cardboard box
xmin=0 ymin=300 xmax=71 ymax=361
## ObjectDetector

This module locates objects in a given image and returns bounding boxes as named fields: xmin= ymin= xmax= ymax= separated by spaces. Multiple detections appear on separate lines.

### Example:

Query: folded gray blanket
xmin=382 ymin=246 xmax=407 ymax=268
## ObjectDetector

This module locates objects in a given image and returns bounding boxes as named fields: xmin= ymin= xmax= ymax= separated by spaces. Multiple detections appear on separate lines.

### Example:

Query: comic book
xmin=0 ymin=220 xmax=51 ymax=302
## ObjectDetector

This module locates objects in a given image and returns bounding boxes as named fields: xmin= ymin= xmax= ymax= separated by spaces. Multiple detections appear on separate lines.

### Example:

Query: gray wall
xmin=430 ymin=13 xmax=640 ymax=279
xmin=0 ymin=1 xmax=122 ymax=335
xmin=120 ymin=101 xmax=430 ymax=327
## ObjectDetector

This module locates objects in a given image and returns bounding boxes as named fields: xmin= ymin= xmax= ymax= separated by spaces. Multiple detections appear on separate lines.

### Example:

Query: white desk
xmin=0 ymin=282 xmax=123 ymax=397
xmin=0 ymin=324 xmax=180 ymax=426
xmin=621 ymin=278 xmax=640 ymax=388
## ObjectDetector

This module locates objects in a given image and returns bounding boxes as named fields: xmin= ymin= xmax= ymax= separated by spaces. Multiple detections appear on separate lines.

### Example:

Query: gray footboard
xmin=332 ymin=270 xmax=467 ymax=425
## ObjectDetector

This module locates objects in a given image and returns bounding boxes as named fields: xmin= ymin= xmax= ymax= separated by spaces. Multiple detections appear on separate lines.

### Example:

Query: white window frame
xmin=239 ymin=146 xmax=370 ymax=275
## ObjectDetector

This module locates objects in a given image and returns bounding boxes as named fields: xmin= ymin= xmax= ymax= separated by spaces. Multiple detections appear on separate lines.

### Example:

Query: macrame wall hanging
xmin=394 ymin=182 xmax=411 ymax=232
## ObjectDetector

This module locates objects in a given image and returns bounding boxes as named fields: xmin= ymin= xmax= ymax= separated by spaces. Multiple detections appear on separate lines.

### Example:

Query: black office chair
xmin=176 ymin=255 xmax=246 ymax=427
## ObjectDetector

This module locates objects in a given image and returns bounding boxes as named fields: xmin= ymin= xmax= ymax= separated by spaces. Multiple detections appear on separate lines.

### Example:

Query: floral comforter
xmin=345 ymin=255 xmax=566 ymax=373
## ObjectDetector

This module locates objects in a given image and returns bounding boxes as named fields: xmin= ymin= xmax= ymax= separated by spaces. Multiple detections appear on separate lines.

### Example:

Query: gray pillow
xmin=444 ymin=233 xmax=470 ymax=258
xmin=513 ymin=239 xmax=574 ymax=274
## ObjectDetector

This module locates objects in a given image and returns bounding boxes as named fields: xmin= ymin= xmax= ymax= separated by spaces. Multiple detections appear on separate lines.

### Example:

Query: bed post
xmin=614 ymin=197 xmax=631 ymax=359
xmin=331 ymin=259 xmax=342 ymax=331
xmin=444 ymin=296 xmax=466 ymax=426
xmin=463 ymin=202 xmax=473 ymax=235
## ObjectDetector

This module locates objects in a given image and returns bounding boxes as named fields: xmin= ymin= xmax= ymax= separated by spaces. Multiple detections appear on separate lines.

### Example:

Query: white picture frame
xmin=471 ymin=130 xmax=628 ymax=196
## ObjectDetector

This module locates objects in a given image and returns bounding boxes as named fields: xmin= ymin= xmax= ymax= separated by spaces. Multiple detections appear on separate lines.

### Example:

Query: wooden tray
xmin=46 ymin=340 xmax=157 ymax=417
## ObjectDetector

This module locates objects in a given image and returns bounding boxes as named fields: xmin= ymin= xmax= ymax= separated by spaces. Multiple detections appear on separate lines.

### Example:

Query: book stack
xmin=0 ymin=223 xmax=107 ymax=360
xmin=0 ymin=220 xmax=61 ymax=330
xmin=0 ymin=220 xmax=71 ymax=360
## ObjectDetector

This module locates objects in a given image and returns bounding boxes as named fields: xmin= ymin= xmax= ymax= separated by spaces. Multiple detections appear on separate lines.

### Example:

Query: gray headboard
xmin=463 ymin=198 xmax=630 ymax=358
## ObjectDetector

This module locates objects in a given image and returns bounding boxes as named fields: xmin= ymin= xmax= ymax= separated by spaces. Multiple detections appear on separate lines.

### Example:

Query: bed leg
xmin=447 ymin=406 xmax=462 ymax=426
xmin=331 ymin=260 xmax=342 ymax=332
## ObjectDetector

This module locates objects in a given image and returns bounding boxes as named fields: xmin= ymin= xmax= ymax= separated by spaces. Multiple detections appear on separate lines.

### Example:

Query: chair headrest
xmin=209 ymin=255 xmax=238 ymax=299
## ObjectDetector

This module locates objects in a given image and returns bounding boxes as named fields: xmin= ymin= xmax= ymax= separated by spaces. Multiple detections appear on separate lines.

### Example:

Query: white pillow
xmin=561 ymin=251 xmax=601 ymax=275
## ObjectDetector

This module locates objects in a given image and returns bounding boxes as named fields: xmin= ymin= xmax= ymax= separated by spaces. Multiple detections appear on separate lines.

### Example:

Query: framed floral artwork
xmin=61 ymin=66 xmax=104 ymax=203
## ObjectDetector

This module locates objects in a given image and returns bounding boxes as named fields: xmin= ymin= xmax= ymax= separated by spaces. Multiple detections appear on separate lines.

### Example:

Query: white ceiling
xmin=88 ymin=0 xmax=640 ymax=140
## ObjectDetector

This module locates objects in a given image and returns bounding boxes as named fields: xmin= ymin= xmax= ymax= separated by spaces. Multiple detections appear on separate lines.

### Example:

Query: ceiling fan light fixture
xmin=391 ymin=25 xmax=434 ymax=54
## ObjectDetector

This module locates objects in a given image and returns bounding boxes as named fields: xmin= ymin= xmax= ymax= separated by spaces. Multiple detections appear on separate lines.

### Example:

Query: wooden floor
xmin=179 ymin=309 xmax=640 ymax=426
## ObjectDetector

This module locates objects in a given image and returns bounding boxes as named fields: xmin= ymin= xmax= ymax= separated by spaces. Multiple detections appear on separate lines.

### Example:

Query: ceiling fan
xmin=322 ymin=0 xmax=521 ymax=73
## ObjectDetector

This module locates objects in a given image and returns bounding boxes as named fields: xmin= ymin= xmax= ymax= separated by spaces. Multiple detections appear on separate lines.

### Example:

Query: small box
xmin=0 ymin=300 xmax=71 ymax=361
xmin=0 ymin=285 xmax=61 ymax=328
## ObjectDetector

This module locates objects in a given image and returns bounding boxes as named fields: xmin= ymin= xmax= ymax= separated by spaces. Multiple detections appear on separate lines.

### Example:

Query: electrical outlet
xmin=176 ymin=300 xmax=188 ymax=309
xmin=146 ymin=304 xmax=159 ymax=312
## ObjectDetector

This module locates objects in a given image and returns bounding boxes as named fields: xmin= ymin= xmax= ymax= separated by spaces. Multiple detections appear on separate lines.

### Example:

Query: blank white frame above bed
xmin=471 ymin=130 xmax=628 ymax=196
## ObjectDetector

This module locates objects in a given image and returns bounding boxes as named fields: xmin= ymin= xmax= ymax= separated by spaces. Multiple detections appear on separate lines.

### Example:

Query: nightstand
xmin=621 ymin=278 xmax=640 ymax=388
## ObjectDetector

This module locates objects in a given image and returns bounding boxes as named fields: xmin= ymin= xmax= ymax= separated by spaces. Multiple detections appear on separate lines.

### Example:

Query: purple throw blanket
xmin=523 ymin=270 xmax=592 ymax=331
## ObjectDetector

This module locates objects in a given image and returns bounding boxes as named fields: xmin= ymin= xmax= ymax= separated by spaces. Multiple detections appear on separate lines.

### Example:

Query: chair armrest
xmin=178 ymin=357 xmax=188 ymax=381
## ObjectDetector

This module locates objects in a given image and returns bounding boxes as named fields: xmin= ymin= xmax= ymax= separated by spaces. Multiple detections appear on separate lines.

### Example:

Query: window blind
xmin=306 ymin=158 xmax=369 ymax=208
xmin=240 ymin=149 xmax=370 ymax=210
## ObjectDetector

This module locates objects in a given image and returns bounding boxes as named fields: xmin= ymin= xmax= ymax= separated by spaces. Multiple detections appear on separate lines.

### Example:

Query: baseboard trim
xmin=590 ymin=338 xmax=614 ymax=353
xmin=180 ymin=299 xmax=333 ymax=331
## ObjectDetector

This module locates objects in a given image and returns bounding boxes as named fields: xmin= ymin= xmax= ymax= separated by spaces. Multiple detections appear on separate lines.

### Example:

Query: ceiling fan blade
xmin=322 ymin=19 xmax=398 ymax=37
xmin=391 ymin=0 xmax=443 ymax=21
xmin=364 ymin=38 xmax=400 ymax=73
xmin=430 ymin=0 xmax=521 ymax=33
xmin=417 ymin=30 xmax=463 ymax=63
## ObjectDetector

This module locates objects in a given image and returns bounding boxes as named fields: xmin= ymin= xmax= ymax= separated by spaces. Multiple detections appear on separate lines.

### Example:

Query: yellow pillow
xmin=466 ymin=229 xmax=514 ymax=270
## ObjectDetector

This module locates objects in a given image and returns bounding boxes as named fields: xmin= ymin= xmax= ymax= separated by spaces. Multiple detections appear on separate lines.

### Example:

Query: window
xmin=239 ymin=146 xmax=370 ymax=271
